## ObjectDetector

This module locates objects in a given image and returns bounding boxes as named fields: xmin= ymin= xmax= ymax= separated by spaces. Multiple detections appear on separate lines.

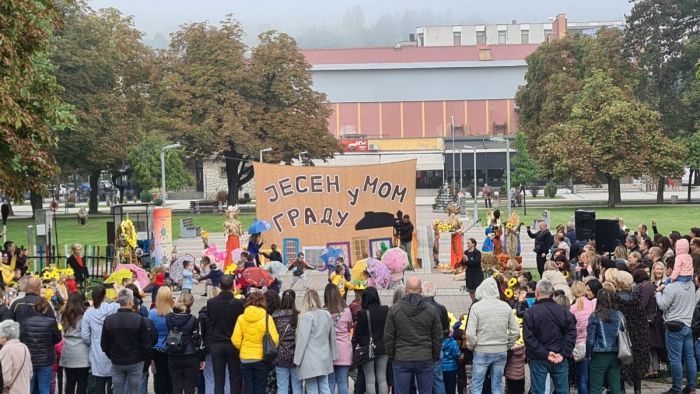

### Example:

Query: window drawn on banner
xmin=351 ymin=237 xmax=369 ymax=267
xmin=282 ymin=238 xmax=300 ymax=265
xmin=303 ymin=247 xmax=325 ymax=269
xmin=327 ymin=241 xmax=352 ymax=267
xmin=369 ymin=237 xmax=393 ymax=260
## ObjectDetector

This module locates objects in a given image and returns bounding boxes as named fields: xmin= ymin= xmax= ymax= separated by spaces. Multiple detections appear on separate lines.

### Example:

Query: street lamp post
xmin=259 ymin=147 xmax=273 ymax=163
xmin=451 ymin=115 xmax=456 ymax=193
xmin=459 ymin=149 xmax=463 ymax=191
xmin=463 ymin=145 xmax=478 ymax=223
xmin=298 ymin=151 xmax=308 ymax=165
xmin=160 ymin=142 xmax=181 ymax=206
xmin=490 ymin=136 xmax=512 ymax=217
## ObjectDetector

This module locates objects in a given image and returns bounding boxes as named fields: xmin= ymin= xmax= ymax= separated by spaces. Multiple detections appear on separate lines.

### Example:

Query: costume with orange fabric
xmin=223 ymin=205 xmax=242 ymax=270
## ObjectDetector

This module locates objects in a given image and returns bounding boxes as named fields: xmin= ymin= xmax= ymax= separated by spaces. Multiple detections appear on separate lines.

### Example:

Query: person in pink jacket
xmin=570 ymin=281 xmax=596 ymax=394
xmin=0 ymin=320 xmax=33 ymax=394
xmin=324 ymin=284 xmax=353 ymax=394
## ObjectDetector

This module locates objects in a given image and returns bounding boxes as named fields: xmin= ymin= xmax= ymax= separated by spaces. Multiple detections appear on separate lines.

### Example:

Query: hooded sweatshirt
xmin=670 ymin=239 xmax=694 ymax=280
xmin=81 ymin=302 xmax=119 ymax=377
xmin=657 ymin=278 xmax=696 ymax=327
xmin=384 ymin=293 xmax=442 ymax=362
xmin=465 ymin=277 xmax=520 ymax=353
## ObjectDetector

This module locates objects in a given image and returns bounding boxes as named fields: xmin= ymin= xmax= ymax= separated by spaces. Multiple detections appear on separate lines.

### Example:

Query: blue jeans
xmin=240 ymin=361 xmax=269 ymax=394
xmin=470 ymin=352 xmax=506 ymax=394
xmin=111 ymin=363 xmax=144 ymax=394
xmin=575 ymin=358 xmax=589 ymax=394
xmin=305 ymin=375 xmax=330 ymax=394
xmin=392 ymin=360 xmax=434 ymax=394
xmin=205 ymin=354 xmax=230 ymax=394
xmin=666 ymin=325 xmax=697 ymax=392
xmin=31 ymin=365 xmax=53 ymax=394
xmin=433 ymin=360 xmax=445 ymax=394
xmin=328 ymin=366 xmax=350 ymax=394
xmin=529 ymin=358 xmax=568 ymax=394
xmin=275 ymin=366 xmax=303 ymax=394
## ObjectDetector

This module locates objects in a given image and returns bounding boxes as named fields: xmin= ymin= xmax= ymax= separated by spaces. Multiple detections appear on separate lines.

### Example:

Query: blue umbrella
xmin=248 ymin=219 xmax=272 ymax=235
xmin=321 ymin=247 xmax=344 ymax=269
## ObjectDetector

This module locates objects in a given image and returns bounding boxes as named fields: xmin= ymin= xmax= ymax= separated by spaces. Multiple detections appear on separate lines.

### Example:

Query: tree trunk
xmin=607 ymin=176 xmax=616 ymax=208
xmin=656 ymin=177 xmax=665 ymax=203
xmin=89 ymin=170 xmax=100 ymax=214
xmin=688 ymin=169 xmax=695 ymax=203
xmin=614 ymin=178 xmax=621 ymax=204
xmin=224 ymin=144 xmax=255 ymax=207
xmin=29 ymin=192 xmax=43 ymax=218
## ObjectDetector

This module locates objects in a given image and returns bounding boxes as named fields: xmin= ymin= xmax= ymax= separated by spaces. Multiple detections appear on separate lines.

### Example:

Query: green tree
xmin=510 ymin=131 xmax=541 ymax=188
xmin=53 ymin=7 xmax=152 ymax=213
xmin=0 ymin=0 xmax=75 ymax=208
xmin=127 ymin=133 xmax=192 ymax=193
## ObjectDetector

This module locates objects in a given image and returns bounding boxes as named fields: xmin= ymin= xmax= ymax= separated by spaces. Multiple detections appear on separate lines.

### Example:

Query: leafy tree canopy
xmin=127 ymin=133 xmax=192 ymax=192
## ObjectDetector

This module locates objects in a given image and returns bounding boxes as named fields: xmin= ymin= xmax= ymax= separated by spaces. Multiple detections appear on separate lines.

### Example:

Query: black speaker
xmin=575 ymin=210 xmax=595 ymax=241
xmin=106 ymin=222 xmax=115 ymax=245
xmin=595 ymin=219 xmax=620 ymax=253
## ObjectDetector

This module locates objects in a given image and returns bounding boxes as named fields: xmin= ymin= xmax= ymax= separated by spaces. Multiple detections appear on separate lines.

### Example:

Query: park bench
xmin=189 ymin=200 xmax=221 ymax=214
xmin=179 ymin=217 xmax=202 ymax=238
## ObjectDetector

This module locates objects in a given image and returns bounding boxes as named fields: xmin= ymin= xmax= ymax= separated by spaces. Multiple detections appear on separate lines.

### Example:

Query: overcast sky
xmin=88 ymin=0 xmax=633 ymax=47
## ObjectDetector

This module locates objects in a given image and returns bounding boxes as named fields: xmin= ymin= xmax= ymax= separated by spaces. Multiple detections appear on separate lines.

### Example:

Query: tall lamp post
xmin=298 ymin=150 xmax=308 ymax=165
xmin=462 ymin=145 xmax=478 ymax=223
xmin=490 ymin=136 xmax=511 ymax=217
xmin=450 ymin=115 xmax=456 ymax=193
xmin=160 ymin=142 xmax=181 ymax=206
xmin=259 ymin=147 xmax=273 ymax=163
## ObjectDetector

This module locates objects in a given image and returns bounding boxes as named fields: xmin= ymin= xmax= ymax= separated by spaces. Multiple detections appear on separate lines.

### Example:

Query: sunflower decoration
xmin=201 ymin=230 xmax=210 ymax=248
xmin=224 ymin=263 xmax=238 ymax=275
xmin=563 ymin=270 xmax=570 ymax=279
xmin=504 ymin=288 xmax=514 ymax=299
xmin=448 ymin=311 xmax=457 ymax=328
xmin=120 ymin=217 xmax=137 ymax=249
xmin=508 ymin=277 xmax=518 ymax=288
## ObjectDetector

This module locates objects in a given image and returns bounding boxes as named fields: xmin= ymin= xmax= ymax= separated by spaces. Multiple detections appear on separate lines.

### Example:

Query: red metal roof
xmin=302 ymin=44 xmax=539 ymax=65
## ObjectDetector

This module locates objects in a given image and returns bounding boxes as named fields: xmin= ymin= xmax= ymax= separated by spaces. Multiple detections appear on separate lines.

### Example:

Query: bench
xmin=179 ymin=217 xmax=202 ymax=238
xmin=189 ymin=200 xmax=221 ymax=214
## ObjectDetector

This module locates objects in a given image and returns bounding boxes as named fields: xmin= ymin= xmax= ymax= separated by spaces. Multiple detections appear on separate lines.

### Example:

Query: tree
xmin=624 ymin=0 xmax=700 ymax=202
xmin=127 ymin=133 xmax=192 ymax=193
xmin=53 ymin=7 xmax=152 ymax=213
xmin=510 ymin=131 xmax=541 ymax=188
xmin=0 ymin=0 xmax=75 ymax=207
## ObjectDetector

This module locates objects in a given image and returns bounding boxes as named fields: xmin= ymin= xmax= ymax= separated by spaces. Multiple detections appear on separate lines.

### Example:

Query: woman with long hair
xmin=81 ymin=284 xmax=119 ymax=394
xmin=233 ymin=292 xmax=278 ymax=394
xmin=324 ymin=284 xmax=353 ymax=394
xmin=613 ymin=246 xmax=628 ymax=261
xmin=294 ymin=290 xmax=337 ymax=394
xmin=632 ymin=269 xmax=662 ymax=379
xmin=586 ymin=289 xmax=623 ymax=394
xmin=60 ymin=292 xmax=89 ymax=394
xmin=273 ymin=290 xmax=301 ymax=394
xmin=652 ymin=261 xmax=667 ymax=287
xmin=149 ymin=286 xmax=174 ymax=394
xmin=659 ymin=236 xmax=673 ymax=261
xmin=570 ymin=281 xmax=595 ymax=394
xmin=20 ymin=297 xmax=61 ymax=394
xmin=353 ymin=286 xmax=390 ymax=394
xmin=168 ymin=292 xmax=204 ymax=394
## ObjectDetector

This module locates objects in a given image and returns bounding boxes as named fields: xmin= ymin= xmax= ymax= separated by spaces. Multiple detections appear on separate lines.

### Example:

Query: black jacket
xmin=11 ymin=293 xmax=55 ymax=323
xmin=353 ymin=303 xmax=389 ymax=356
xmin=205 ymin=291 xmax=245 ymax=345
xmin=424 ymin=296 xmax=449 ymax=338
xmin=398 ymin=222 xmax=414 ymax=243
xmin=67 ymin=255 xmax=90 ymax=283
xmin=527 ymin=229 xmax=554 ymax=255
xmin=463 ymin=249 xmax=484 ymax=291
xmin=101 ymin=308 xmax=152 ymax=365
xmin=20 ymin=313 xmax=61 ymax=366
xmin=0 ymin=305 xmax=11 ymax=322
xmin=692 ymin=299 xmax=700 ymax=340
xmin=198 ymin=306 xmax=212 ymax=353
xmin=167 ymin=312 xmax=203 ymax=360
xmin=384 ymin=293 xmax=442 ymax=362
xmin=523 ymin=298 xmax=577 ymax=361
xmin=261 ymin=250 xmax=283 ymax=262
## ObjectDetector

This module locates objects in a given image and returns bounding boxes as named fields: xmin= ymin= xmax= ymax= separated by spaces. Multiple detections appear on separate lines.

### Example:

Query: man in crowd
xmin=482 ymin=184 xmax=492 ymax=208
xmin=625 ymin=236 xmax=640 ymax=254
xmin=398 ymin=215 xmax=415 ymax=266
xmin=465 ymin=277 xmax=520 ymax=393
xmin=523 ymin=280 xmax=577 ymax=393
xmin=690 ymin=227 xmax=700 ymax=239
xmin=384 ymin=276 xmax=442 ymax=394
xmin=423 ymin=281 xmax=449 ymax=394
xmin=527 ymin=222 xmax=554 ymax=276
xmin=690 ymin=238 xmax=700 ymax=275
xmin=101 ymin=288 xmax=152 ymax=394
xmin=656 ymin=259 xmax=696 ymax=394
xmin=637 ymin=224 xmax=651 ymax=241
xmin=260 ymin=243 xmax=282 ymax=263
xmin=206 ymin=274 xmax=245 ymax=394
xmin=11 ymin=276 xmax=55 ymax=322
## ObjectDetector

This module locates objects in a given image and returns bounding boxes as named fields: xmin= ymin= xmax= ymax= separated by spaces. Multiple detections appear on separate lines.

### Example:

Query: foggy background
xmin=88 ymin=0 xmax=634 ymax=48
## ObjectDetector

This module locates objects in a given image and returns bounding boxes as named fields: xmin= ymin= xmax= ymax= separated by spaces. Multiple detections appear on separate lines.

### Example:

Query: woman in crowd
xmin=66 ymin=243 xmax=89 ymax=288
xmin=652 ymin=261 xmax=667 ymax=287
xmin=248 ymin=233 xmax=263 ymax=266
xmin=294 ymin=289 xmax=337 ymax=394
xmin=659 ymin=237 xmax=674 ymax=262
xmin=168 ymin=292 xmax=204 ymax=394
xmin=571 ymin=281 xmax=595 ymax=394
xmin=0 ymin=320 xmax=32 ymax=393
xmin=273 ymin=290 xmax=301 ymax=394
xmin=585 ymin=279 xmax=603 ymax=301
xmin=126 ymin=283 xmax=148 ymax=317
xmin=632 ymin=269 xmax=661 ymax=379
xmin=20 ymin=297 xmax=61 ymax=394
xmin=463 ymin=238 xmax=483 ymax=302
xmin=586 ymin=289 xmax=623 ymax=394
xmin=324 ymin=284 xmax=353 ymax=394
xmin=354 ymin=286 xmax=389 ymax=394
xmin=233 ymin=291 xmax=278 ymax=394
xmin=613 ymin=246 xmax=628 ymax=261
xmin=81 ymin=284 xmax=119 ymax=394
xmin=628 ymin=251 xmax=643 ymax=271
xmin=542 ymin=261 xmax=573 ymax=302
xmin=59 ymin=293 xmax=90 ymax=394
xmin=612 ymin=271 xmax=649 ymax=394
xmin=149 ymin=286 xmax=174 ymax=394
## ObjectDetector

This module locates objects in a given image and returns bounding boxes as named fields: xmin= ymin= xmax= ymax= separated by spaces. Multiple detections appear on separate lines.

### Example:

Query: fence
xmin=26 ymin=244 xmax=115 ymax=278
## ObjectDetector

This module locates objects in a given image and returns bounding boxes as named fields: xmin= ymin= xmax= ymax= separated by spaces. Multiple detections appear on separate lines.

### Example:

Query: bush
xmin=544 ymin=181 xmax=558 ymax=198
xmin=216 ymin=190 xmax=228 ymax=204
xmin=530 ymin=185 xmax=540 ymax=198
xmin=139 ymin=190 xmax=153 ymax=202
xmin=153 ymin=198 xmax=163 ymax=206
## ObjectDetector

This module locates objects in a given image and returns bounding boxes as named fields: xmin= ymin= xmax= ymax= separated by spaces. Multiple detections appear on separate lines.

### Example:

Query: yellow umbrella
xmin=104 ymin=269 xmax=134 ymax=300
xmin=351 ymin=259 xmax=368 ymax=283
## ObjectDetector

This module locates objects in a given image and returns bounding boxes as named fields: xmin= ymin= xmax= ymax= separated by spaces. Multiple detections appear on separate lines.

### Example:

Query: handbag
xmin=353 ymin=310 xmax=376 ymax=365
xmin=617 ymin=313 xmax=633 ymax=366
xmin=262 ymin=313 xmax=278 ymax=363
xmin=572 ymin=342 xmax=586 ymax=362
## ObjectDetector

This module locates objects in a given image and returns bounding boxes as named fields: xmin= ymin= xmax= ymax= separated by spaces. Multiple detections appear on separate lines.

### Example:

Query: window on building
xmin=521 ymin=30 xmax=529 ymax=44
xmin=498 ymin=30 xmax=507 ymax=44
xmin=418 ymin=33 xmax=424 ymax=46
xmin=219 ymin=167 xmax=227 ymax=178
xmin=453 ymin=31 xmax=461 ymax=46
xmin=479 ymin=48 xmax=492 ymax=61
xmin=476 ymin=31 xmax=486 ymax=45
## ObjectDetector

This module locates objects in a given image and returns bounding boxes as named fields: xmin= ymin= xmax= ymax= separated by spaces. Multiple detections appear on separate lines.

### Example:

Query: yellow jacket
xmin=330 ymin=273 xmax=349 ymax=297
xmin=232 ymin=305 xmax=279 ymax=360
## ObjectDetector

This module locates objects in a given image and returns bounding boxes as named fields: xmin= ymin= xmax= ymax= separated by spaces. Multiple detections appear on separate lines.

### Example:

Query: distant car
xmin=99 ymin=181 xmax=113 ymax=190
xmin=78 ymin=183 xmax=91 ymax=192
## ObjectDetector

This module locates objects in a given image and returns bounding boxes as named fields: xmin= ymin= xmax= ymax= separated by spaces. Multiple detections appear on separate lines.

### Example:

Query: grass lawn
xmin=3 ymin=213 xmax=255 ymax=247
xmin=481 ymin=205 xmax=700 ymax=235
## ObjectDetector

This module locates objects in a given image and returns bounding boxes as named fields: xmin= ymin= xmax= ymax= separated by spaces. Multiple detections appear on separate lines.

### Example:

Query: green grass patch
xmin=3 ymin=213 xmax=255 ymax=247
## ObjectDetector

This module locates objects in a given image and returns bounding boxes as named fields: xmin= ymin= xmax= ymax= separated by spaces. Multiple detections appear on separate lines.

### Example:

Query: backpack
xmin=166 ymin=315 xmax=197 ymax=355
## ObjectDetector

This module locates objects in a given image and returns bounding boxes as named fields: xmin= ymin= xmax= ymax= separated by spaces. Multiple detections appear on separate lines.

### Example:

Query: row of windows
xmin=448 ymin=29 xmax=552 ymax=46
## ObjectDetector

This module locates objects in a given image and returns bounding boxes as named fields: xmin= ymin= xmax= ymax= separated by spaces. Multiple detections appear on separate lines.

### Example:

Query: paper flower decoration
xmin=504 ymin=288 xmax=514 ymax=299
xmin=508 ymin=278 xmax=518 ymax=288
